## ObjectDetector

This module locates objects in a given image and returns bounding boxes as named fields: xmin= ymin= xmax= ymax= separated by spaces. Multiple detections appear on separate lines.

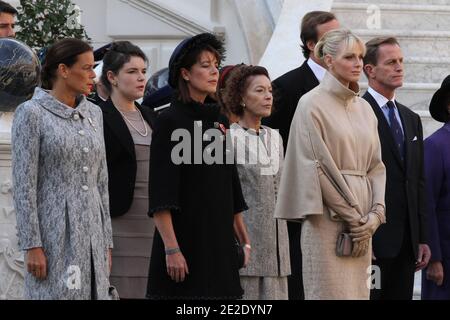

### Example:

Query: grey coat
xmin=230 ymin=123 xmax=291 ymax=277
xmin=12 ymin=88 xmax=113 ymax=300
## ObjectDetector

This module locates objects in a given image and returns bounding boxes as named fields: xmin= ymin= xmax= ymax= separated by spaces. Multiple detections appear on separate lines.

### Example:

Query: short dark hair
xmin=300 ymin=11 xmax=337 ymax=59
xmin=221 ymin=65 xmax=270 ymax=117
xmin=101 ymin=41 xmax=148 ymax=92
xmin=41 ymin=38 xmax=92 ymax=90
xmin=0 ymin=1 xmax=17 ymax=15
xmin=176 ymin=46 xmax=221 ymax=104
xmin=363 ymin=37 xmax=400 ymax=75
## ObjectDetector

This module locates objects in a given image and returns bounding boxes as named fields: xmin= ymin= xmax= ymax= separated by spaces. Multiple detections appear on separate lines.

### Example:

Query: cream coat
xmin=274 ymin=72 xmax=386 ymax=299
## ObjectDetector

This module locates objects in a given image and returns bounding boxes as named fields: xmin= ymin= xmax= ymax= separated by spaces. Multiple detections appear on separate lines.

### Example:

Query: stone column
xmin=259 ymin=0 xmax=333 ymax=79
xmin=0 ymin=112 xmax=24 ymax=300
xmin=230 ymin=0 xmax=276 ymax=64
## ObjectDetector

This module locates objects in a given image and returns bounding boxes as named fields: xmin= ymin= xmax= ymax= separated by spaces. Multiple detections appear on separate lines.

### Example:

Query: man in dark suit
xmin=88 ymin=77 xmax=110 ymax=106
xmin=262 ymin=11 xmax=339 ymax=300
xmin=88 ymin=77 xmax=109 ymax=106
xmin=88 ymin=47 xmax=112 ymax=105
xmin=362 ymin=37 xmax=431 ymax=300
xmin=0 ymin=1 xmax=17 ymax=38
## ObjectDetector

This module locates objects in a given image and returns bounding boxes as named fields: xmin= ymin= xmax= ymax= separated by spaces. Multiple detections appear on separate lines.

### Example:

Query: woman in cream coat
xmin=274 ymin=29 xmax=386 ymax=300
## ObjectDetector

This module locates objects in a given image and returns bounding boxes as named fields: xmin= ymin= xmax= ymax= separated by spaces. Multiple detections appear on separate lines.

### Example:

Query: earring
xmin=241 ymin=103 xmax=246 ymax=108
xmin=184 ymin=78 xmax=189 ymax=81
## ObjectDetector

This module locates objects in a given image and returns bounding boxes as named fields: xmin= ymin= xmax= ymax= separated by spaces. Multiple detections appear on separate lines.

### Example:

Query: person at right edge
xmin=421 ymin=75 xmax=450 ymax=300
xmin=362 ymin=37 xmax=431 ymax=300
xmin=262 ymin=11 xmax=340 ymax=300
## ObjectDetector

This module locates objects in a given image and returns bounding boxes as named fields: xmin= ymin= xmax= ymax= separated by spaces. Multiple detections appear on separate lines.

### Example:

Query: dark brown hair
xmin=221 ymin=65 xmax=270 ymax=117
xmin=363 ymin=37 xmax=400 ymax=76
xmin=176 ymin=46 xmax=221 ymax=103
xmin=217 ymin=64 xmax=243 ymax=105
xmin=0 ymin=1 xmax=17 ymax=15
xmin=101 ymin=41 xmax=148 ymax=92
xmin=41 ymin=38 xmax=92 ymax=89
xmin=300 ymin=11 xmax=337 ymax=59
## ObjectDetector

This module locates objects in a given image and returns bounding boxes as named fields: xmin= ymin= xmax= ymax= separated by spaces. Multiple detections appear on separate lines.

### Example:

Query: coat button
xmin=73 ymin=113 xmax=80 ymax=120
xmin=82 ymin=185 xmax=89 ymax=191
xmin=78 ymin=130 xmax=85 ymax=136
xmin=82 ymin=147 xmax=89 ymax=153
xmin=82 ymin=166 xmax=89 ymax=172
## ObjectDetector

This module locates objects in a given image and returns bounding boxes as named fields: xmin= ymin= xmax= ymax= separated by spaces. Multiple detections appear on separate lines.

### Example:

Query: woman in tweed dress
xmin=222 ymin=65 xmax=291 ymax=300
xmin=12 ymin=38 xmax=114 ymax=300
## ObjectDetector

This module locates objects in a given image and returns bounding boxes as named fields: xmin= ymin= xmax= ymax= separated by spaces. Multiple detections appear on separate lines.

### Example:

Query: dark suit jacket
xmin=87 ymin=92 xmax=107 ymax=106
xmin=100 ymin=98 xmax=156 ymax=217
xmin=262 ymin=60 xmax=319 ymax=151
xmin=363 ymin=91 xmax=427 ymax=259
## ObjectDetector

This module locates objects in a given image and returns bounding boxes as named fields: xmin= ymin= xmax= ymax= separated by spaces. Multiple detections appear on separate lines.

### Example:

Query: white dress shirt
xmin=368 ymin=87 xmax=404 ymax=133
xmin=307 ymin=58 xmax=327 ymax=83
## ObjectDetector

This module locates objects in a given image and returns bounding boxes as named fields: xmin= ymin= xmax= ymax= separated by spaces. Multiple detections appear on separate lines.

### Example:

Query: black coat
xmin=99 ymin=98 xmax=156 ymax=217
xmin=363 ymin=92 xmax=427 ymax=259
xmin=263 ymin=60 xmax=319 ymax=151
xmin=146 ymin=99 xmax=247 ymax=299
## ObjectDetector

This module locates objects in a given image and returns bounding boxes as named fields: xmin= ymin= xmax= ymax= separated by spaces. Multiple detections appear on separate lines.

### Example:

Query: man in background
xmin=0 ymin=1 xmax=17 ymax=38
xmin=362 ymin=37 xmax=431 ymax=300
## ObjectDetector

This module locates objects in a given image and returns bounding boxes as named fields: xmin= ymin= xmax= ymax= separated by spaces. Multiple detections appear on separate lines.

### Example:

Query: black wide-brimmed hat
xmin=168 ymin=33 xmax=225 ymax=88
xmin=429 ymin=75 xmax=450 ymax=122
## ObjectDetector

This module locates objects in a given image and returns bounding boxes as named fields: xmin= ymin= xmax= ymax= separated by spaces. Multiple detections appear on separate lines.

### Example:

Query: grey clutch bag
xmin=336 ymin=232 xmax=353 ymax=257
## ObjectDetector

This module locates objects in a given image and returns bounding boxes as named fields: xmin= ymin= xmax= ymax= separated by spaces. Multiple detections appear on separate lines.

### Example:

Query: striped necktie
xmin=386 ymin=100 xmax=405 ymax=160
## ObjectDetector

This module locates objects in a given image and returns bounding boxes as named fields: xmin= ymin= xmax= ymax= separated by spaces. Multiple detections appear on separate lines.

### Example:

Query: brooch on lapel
xmin=214 ymin=122 xmax=227 ymax=135
xmin=88 ymin=117 xmax=97 ymax=132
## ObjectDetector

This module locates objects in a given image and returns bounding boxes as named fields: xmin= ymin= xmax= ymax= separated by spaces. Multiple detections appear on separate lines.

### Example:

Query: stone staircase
xmin=332 ymin=0 xmax=450 ymax=137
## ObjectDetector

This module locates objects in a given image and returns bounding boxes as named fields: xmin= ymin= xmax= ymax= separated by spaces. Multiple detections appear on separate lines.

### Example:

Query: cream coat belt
xmin=340 ymin=170 xmax=367 ymax=177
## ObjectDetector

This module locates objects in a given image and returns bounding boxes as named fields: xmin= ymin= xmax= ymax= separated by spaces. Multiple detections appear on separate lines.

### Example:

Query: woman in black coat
xmin=99 ymin=41 xmax=156 ymax=299
xmin=146 ymin=33 xmax=251 ymax=299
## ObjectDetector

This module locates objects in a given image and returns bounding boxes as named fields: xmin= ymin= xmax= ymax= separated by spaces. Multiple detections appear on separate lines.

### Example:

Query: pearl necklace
xmin=116 ymin=106 xmax=148 ymax=137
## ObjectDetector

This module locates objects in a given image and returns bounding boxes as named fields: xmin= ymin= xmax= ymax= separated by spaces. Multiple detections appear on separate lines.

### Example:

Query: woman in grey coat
xmin=222 ymin=65 xmax=291 ymax=300
xmin=12 ymin=39 xmax=114 ymax=300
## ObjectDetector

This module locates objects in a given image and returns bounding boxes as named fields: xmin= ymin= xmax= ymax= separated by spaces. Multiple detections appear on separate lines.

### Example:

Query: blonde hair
xmin=314 ymin=29 xmax=366 ymax=61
